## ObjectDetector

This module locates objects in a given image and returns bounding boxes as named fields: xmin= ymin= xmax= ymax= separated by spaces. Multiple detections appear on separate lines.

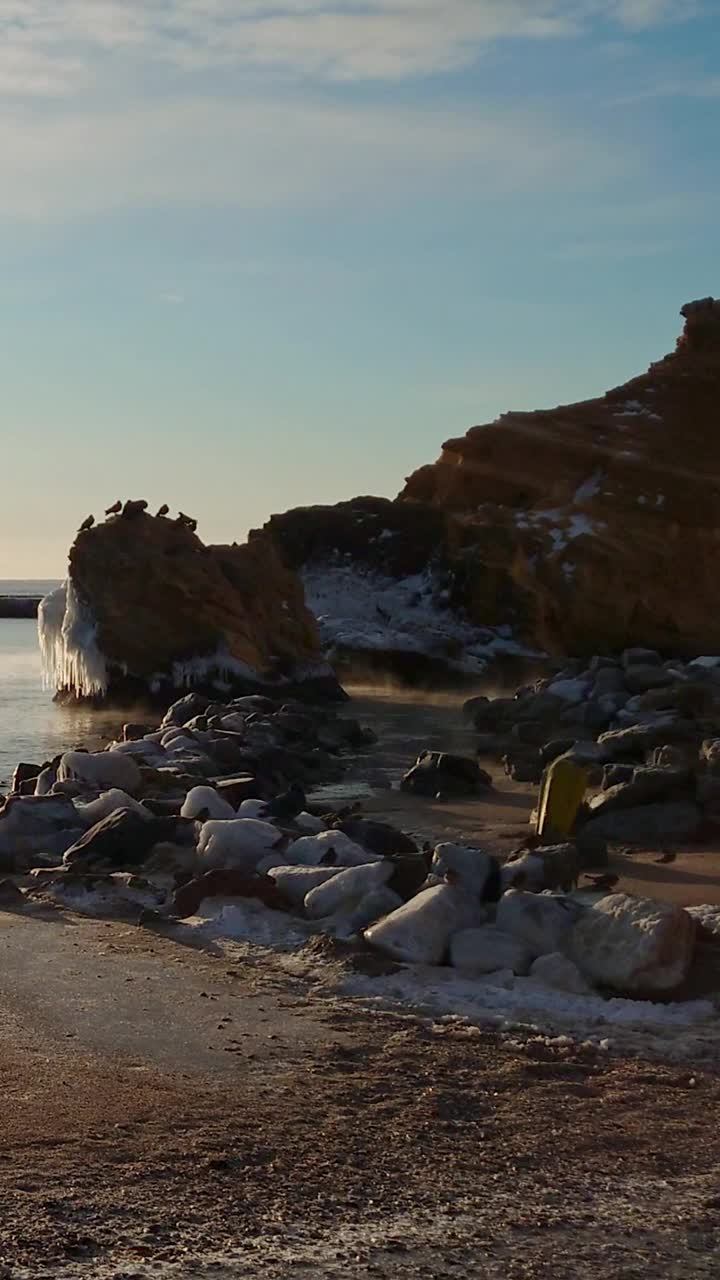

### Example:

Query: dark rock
xmin=123 ymin=723 xmax=154 ymax=741
xmin=0 ymin=878 xmax=26 ymax=908
xmin=540 ymin=738 xmax=577 ymax=765
xmin=588 ymin=767 xmax=692 ymax=816
xmin=475 ymin=733 xmax=509 ymax=756
xmin=602 ymin=763 xmax=635 ymax=790
xmin=589 ymin=655 xmax=622 ymax=672
xmin=503 ymin=751 xmax=542 ymax=784
xmin=574 ymin=826 xmax=609 ymax=868
xmin=337 ymin=818 xmax=418 ymax=858
xmin=386 ymin=852 xmax=431 ymax=900
xmin=592 ymin=667 xmax=627 ymax=696
xmin=581 ymin=701 xmax=615 ymax=734
xmin=510 ymin=720 xmax=550 ymax=746
xmin=598 ymin=718 xmax=698 ymax=760
xmin=171 ymin=871 xmax=291 ymax=919
xmin=400 ymin=751 xmax=491 ymax=798
xmin=62 ymin=810 xmax=193 ymax=871
xmin=652 ymin=742 xmax=701 ymax=770
xmin=579 ymin=801 xmax=701 ymax=845
xmin=697 ymin=775 xmax=720 ymax=814
xmin=10 ymin=763 xmax=42 ymax=794
xmin=624 ymin=665 xmax=675 ymax=695
xmin=623 ymin=648 xmax=662 ymax=668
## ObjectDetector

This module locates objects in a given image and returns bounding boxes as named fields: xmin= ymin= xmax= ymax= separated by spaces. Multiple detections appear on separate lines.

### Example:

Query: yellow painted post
xmin=536 ymin=754 xmax=589 ymax=842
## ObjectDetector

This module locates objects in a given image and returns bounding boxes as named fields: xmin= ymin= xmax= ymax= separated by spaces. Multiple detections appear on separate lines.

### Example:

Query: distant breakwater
xmin=0 ymin=596 xmax=41 ymax=619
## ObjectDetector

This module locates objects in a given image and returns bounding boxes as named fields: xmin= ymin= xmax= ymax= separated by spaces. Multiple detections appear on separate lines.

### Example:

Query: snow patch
xmin=573 ymin=469 xmax=603 ymax=503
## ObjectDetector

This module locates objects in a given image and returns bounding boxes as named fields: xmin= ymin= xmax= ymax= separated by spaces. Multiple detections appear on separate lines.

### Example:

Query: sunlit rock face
xmin=39 ymin=513 xmax=341 ymax=704
xmin=397 ymin=298 xmax=720 ymax=656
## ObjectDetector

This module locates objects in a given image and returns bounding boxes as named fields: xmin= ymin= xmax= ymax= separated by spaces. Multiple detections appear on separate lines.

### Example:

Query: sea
xmin=0 ymin=580 xmax=126 ymax=788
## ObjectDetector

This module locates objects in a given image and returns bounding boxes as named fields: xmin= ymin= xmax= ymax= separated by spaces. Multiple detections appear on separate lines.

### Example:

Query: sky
xmin=1 ymin=0 xmax=718 ymax=577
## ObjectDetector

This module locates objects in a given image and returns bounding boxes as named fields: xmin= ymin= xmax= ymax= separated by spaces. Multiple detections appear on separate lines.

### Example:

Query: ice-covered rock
xmin=267 ymin=864 xmax=342 ymax=907
xmin=293 ymin=811 xmax=327 ymax=834
xmin=304 ymin=860 xmax=393 ymax=920
xmin=430 ymin=843 xmax=501 ymax=899
xmin=285 ymin=831 xmax=382 ymax=868
xmin=570 ymin=893 xmax=696 ymax=993
xmin=57 ymin=750 xmax=142 ymax=797
xmin=197 ymin=818 xmax=284 ymax=873
xmin=450 ymin=926 xmax=532 ymax=976
xmin=237 ymin=799 xmax=270 ymax=819
xmin=181 ymin=785 xmax=236 ymax=821
xmin=339 ymin=886 xmax=403 ymax=936
xmin=496 ymin=890 xmax=581 ymax=958
xmin=0 ymin=795 xmax=83 ymax=862
xmin=527 ymin=952 xmax=592 ymax=995
xmin=364 ymin=883 xmax=486 ymax=965
xmin=74 ymin=789 xmax=150 ymax=826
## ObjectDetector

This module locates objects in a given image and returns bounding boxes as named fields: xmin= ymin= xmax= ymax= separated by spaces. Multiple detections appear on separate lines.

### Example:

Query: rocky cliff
xmin=39 ymin=513 xmax=339 ymax=703
xmin=398 ymin=297 xmax=720 ymax=656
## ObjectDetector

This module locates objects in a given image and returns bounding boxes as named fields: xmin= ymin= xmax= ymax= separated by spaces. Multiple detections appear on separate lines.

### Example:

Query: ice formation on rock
xmin=38 ymin=580 xmax=108 ymax=698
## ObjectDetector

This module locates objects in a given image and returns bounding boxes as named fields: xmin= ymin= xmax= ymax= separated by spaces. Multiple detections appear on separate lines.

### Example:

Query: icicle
xmin=38 ymin=579 xmax=108 ymax=697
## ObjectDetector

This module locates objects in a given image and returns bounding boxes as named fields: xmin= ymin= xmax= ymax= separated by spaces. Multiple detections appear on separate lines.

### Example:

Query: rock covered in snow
xmin=285 ymin=831 xmax=382 ymax=868
xmin=450 ymin=926 xmax=532 ymax=976
xmin=57 ymin=750 xmax=142 ymax=796
xmin=430 ymin=843 xmax=501 ymax=899
xmin=364 ymin=883 xmax=486 ymax=965
xmin=496 ymin=890 xmax=581 ymax=959
xmin=267 ymin=864 xmax=342 ymax=907
xmin=197 ymin=818 xmax=284 ymax=873
xmin=181 ymin=785 xmax=236 ymax=821
xmin=527 ymin=952 xmax=592 ymax=995
xmin=303 ymin=860 xmax=393 ymax=920
xmin=570 ymin=893 xmax=697 ymax=993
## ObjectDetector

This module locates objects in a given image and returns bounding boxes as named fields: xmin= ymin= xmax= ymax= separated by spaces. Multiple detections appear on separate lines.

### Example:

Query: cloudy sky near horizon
xmin=1 ymin=0 xmax=718 ymax=575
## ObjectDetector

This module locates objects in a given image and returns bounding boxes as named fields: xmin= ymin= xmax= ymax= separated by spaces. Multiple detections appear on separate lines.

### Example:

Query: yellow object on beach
xmin=536 ymin=755 xmax=588 ymax=841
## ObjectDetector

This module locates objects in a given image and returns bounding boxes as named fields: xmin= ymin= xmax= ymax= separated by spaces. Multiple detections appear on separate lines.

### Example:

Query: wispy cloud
xmin=0 ymin=95 xmax=626 ymax=219
xmin=0 ymin=0 xmax=706 ymax=94
xmin=616 ymin=74 xmax=720 ymax=102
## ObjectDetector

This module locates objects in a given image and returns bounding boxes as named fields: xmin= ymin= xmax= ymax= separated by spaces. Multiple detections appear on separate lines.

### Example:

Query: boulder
xmin=597 ymin=719 xmax=697 ymax=760
xmin=527 ymin=952 xmax=593 ymax=995
xmin=430 ymin=843 xmax=502 ymax=900
xmin=267 ymin=864 xmax=342 ymax=907
xmin=623 ymin=648 xmax=662 ymax=668
xmin=364 ymin=883 xmax=486 ymax=965
xmin=601 ymin=763 xmax=635 ymax=790
xmin=180 ymin=786 xmax=236 ymax=821
xmin=623 ymin=666 xmax=674 ymax=694
xmin=578 ymin=801 xmax=701 ymax=845
xmin=0 ymin=794 xmax=83 ymax=865
xmin=570 ymin=893 xmax=696 ymax=993
xmin=10 ymin=763 xmax=42 ymax=794
xmin=171 ymin=870 xmax=291 ymax=919
xmin=197 ymin=818 xmax=284 ymax=873
xmin=586 ymin=767 xmax=692 ymax=816
xmin=496 ymin=890 xmax=581 ymax=958
xmin=285 ymin=831 xmax=382 ymax=868
xmin=62 ymin=809 xmax=189 ymax=871
xmin=450 ymin=926 xmax=532 ymax=975
xmin=39 ymin=517 xmax=340 ymax=704
xmin=57 ymin=750 xmax=142 ymax=796
xmin=336 ymin=818 xmax=417 ymax=857
xmin=303 ymin=860 xmax=393 ymax=920
xmin=400 ymin=751 xmax=491 ymax=799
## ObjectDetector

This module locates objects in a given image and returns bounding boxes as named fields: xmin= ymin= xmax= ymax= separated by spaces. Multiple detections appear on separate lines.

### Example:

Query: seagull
xmin=78 ymin=514 xmax=95 ymax=532
xmin=156 ymin=503 xmax=170 ymax=518
xmin=105 ymin=500 xmax=122 ymax=516
xmin=121 ymin=499 xmax=148 ymax=518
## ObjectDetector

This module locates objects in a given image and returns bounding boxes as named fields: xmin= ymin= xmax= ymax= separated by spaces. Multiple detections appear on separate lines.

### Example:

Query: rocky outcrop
xmin=39 ymin=513 xmax=340 ymax=704
xmin=399 ymin=298 xmax=720 ymax=655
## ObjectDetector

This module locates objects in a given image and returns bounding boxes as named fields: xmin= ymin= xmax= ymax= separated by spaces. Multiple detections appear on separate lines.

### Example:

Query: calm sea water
xmin=0 ymin=582 xmax=126 ymax=788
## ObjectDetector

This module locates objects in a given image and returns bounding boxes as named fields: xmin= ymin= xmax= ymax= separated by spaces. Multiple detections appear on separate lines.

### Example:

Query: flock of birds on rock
xmin=78 ymin=501 xmax=197 ymax=534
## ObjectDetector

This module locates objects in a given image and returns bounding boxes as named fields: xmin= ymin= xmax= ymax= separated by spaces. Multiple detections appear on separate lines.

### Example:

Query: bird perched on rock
xmin=156 ymin=503 xmax=169 ymax=517
xmin=105 ymin=500 xmax=122 ymax=516
xmin=78 ymin=514 xmax=95 ymax=532
xmin=584 ymin=873 xmax=619 ymax=893
xmin=176 ymin=512 xmax=197 ymax=532
xmin=121 ymin=499 xmax=148 ymax=518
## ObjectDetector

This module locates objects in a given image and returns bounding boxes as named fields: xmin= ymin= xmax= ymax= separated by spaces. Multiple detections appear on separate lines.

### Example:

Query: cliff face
xmin=41 ymin=514 xmax=337 ymax=702
xmin=399 ymin=299 xmax=720 ymax=656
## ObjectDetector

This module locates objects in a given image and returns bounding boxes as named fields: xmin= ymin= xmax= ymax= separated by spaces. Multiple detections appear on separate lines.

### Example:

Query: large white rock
xmin=197 ymin=818 xmax=284 ymax=873
xmin=496 ymin=890 xmax=580 ymax=958
xmin=340 ymin=887 xmax=403 ymax=936
xmin=285 ymin=831 xmax=382 ymax=868
xmin=570 ymin=893 xmax=696 ymax=993
xmin=687 ymin=903 xmax=720 ymax=941
xmin=267 ymin=864 xmax=342 ymax=907
xmin=181 ymin=786 xmax=236 ymax=821
xmin=527 ymin=952 xmax=593 ymax=995
xmin=364 ymin=883 xmax=485 ymax=966
xmin=430 ymin=843 xmax=499 ymax=897
xmin=304 ymin=860 xmax=393 ymax=920
xmin=74 ymin=789 xmax=151 ymax=826
xmin=237 ymin=799 xmax=270 ymax=819
xmin=450 ymin=926 xmax=532 ymax=976
xmin=57 ymin=750 xmax=142 ymax=796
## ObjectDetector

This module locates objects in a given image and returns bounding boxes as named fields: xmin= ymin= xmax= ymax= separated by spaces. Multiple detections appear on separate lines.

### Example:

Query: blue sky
xmin=1 ymin=0 xmax=718 ymax=576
